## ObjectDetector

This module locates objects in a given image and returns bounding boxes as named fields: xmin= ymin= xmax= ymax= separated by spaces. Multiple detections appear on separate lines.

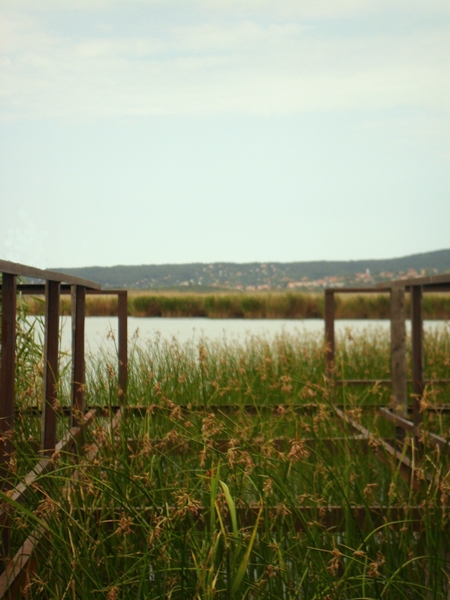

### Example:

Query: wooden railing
xmin=1 ymin=263 xmax=448 ymax=597
xmin=0 ymin=259 xmax=127 ymax=565
xmin=324 ymin=274 xmax=450 ymax=426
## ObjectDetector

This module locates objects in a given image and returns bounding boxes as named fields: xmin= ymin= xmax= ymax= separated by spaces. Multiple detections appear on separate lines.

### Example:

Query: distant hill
xmin=54 ymin=249 xmax=450 ymax=291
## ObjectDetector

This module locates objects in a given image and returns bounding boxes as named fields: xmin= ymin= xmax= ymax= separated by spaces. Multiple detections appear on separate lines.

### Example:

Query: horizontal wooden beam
xmin=0 ymin=526 xmax=46 ymax=599
xmin=335 ymin=379 xmax=450 ymax=387
xmin=324 ymin=287 xmax=390 ymax=293
xmin=15 ymin=402 xmax=450 ymax=417
xmin=5 ymin=285 xmax=125 ymax=296
xmin=0 ymin=260 xmax=101 ymax=289
xmin=333 ymin=407 xmax=431 ymax=487
xmin=379 ymin=408 xmax=450 ymax=453
xmin=377 ymin=273 xmax=450 ymax=289
xmin=0 ymin=410 xmax=97 ymax=528
xmin=0 ymin=409 xmax=121 ymax=599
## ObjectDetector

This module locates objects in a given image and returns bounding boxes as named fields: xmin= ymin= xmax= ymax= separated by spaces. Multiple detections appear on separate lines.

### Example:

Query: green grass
xmin=21 ymin=290 xmax=450 ymax=319
xmin=3 ymin=321 xmax=450 ymax=598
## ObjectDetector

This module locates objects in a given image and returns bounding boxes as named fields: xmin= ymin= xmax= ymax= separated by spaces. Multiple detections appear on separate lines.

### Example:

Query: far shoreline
xmin=21 ymin=290 xmax=450 ymax=321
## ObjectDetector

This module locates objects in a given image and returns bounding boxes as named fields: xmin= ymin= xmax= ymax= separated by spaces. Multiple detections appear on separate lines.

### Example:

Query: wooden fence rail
xmin=0 ymin=259 xmax=127 ymax=566
xmin=324 ymin=275 xmax=450 ymax=425
xmin=1 ymin=261 xmax=449 ymax=597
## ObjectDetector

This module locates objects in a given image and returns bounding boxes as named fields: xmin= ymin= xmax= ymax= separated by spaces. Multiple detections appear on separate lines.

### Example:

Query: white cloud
xmin=0 ymin=3 xmax=449 ymax=120
xmin=3 ymin=0 xmax=450 ymax=18
xmin=75 ymin=37 xmax=169 ymax=59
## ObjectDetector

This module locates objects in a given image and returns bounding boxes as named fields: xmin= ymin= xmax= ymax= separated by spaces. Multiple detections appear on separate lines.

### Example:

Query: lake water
xmin=44 ymin=317 xmax=449 ymax=355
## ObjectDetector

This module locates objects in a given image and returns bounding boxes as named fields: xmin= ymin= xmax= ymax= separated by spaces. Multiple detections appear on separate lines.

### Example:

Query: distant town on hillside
xmin=54 ymin=249 xmax=450 ymax=291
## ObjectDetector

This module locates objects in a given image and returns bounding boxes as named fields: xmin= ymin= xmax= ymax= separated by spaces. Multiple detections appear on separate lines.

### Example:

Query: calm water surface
xmin=50 ymin=317 xmax=448 ymax=355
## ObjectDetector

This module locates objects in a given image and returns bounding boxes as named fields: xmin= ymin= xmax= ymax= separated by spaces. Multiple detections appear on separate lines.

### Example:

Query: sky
xmin=0 ymin=0 xmax=449 ymax=269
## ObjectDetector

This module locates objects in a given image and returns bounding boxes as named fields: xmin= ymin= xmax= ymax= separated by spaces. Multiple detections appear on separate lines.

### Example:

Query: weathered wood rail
xmin=1 ymin=262 xmax=449 ymax=598
xmin=0 ymin=259 xmax=127 ymax=571
xmin=324 ymin=273 xmax=450 ymax=427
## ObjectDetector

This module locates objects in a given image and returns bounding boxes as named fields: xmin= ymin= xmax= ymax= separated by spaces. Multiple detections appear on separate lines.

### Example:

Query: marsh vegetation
xmin=3 ymin=314 xmax=450 ymax=598
xmin=22 ymin=291 xmax=450 ymax=320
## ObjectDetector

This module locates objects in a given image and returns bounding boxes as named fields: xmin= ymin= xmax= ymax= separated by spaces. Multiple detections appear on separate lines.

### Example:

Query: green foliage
xmin=3 ymin=326 xmax=450 ymax=598
xmin=21 ymin=290 xmax=450 ymax=320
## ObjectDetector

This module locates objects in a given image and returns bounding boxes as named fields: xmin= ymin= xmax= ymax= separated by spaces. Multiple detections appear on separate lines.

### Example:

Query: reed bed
xmin=21 ymin=291 xmax=450 ymax=319
xmin=3 ymin=323 xmax=450 ymax=598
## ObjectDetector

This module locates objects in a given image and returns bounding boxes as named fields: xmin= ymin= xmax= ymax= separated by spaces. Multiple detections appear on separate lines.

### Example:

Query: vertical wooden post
xmin=118 ymin=292 xmax=128 ymax=406
xmin=324 ymin=290 xmax=335 ymax=379
xmin=41 ymin=281 xmax=60 ymax=453
xmin=390 ymin=287 xmax=407 ymax=416
xmin=411 ymin=285 xmax=424 ymax=427
xmin=0 ymin=273 xmax=17 ymax=560
xmin=71 ymin=285 xmax=86 ymax=428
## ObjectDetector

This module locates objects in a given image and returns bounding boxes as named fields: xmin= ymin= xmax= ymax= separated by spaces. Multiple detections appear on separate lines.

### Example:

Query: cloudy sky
xmin=1 ymin=0 xmax=449 ymax=268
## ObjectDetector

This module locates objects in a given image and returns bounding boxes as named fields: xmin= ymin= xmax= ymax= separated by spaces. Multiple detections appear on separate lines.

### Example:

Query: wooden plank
xmin=0 ymin=274 xmax=17 ymax=470
xmin=85 ymin=409 xmax=122 ymax=461
xmin=335 ymin=379 xmax=450 ymax=387
xmin=325 ymin=287 xmax=390 ymax=293
xmin=390 ymin=287 xmax=407 ymax=415
xmin=0 ymin=274 xmax=17 ymax=561
xmin=41 ymin=281 xmax=60 ymax=452
xmin=333 ymin=407 xmax=430 ymax=487
xmin=12 ymin=285 xmax=125 ymax=296
xmin=71 ymin=286 xmax=86 ymax=428
xmin=0 ymin=526 xmax=46 ymax=599
xmin=416 ymin=284 xmax=450 ymax=292
xmin=382 ymin=272 xmax=450 ymax=289
xmin=14 ymin=401 xmax=450 ymax=418
xmin=411 ymin=285 xmax=424 ymax=427
xmin=55 ymin=409 xmax=97 ymax=453
xmin=0 ymin=410 xmax=121 ymax=599
xmin=0 ymin=410 xmax=97 ymax=528
xmin=0 ymin=460 xmax=51 ymax=529
xmin=380 ymin=407 xmax=450 ymax=453
xmin=118 ymin=292 xmax=128 ymax=404
xmin=0 ymin=260 xmax=101 ymax=289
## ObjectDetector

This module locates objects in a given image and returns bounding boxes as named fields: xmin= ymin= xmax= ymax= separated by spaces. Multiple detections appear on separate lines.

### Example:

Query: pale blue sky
xmin=1 ymin=0 xmax=449 ymax=268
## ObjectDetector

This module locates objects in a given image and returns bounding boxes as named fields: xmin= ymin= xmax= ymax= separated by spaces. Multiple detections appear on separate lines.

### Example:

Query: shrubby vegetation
xmin=22 ymin=291 xmax=450 ymax=319
xmin=4 ymin=324 xmax=450 ymax=598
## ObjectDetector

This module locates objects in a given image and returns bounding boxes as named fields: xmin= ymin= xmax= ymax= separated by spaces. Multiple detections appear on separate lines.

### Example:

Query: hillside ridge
xmin=54 ymin=249 xmax=450 ymax=290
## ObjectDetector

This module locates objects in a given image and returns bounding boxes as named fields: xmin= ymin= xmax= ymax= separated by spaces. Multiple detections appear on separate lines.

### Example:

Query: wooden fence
xmin=0 ymin=260 xmax=127 ymax=569
xmin=324 ymin=273 xmax=450 ymax=432
xmin=0 ymin=260 xmax=449 ymax=597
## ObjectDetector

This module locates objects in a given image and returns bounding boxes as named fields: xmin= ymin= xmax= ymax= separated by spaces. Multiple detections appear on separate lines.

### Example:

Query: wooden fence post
xmin=411 ymin=285 xmax=424 ymax=427
xmin=390 ymin=287 xmax=407 ymax=416
xmin=118 ymin=292 xmax=128 ymax=405
xmin=42 ymin=281 xmax=60 ymax=452
xmin=71 ymin=285 xmax=86 ymax=428
xmin=0 ymin=273 xmax=17 ymax=561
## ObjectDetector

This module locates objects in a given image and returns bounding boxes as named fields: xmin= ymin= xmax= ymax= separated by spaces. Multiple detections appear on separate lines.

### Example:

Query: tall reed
xmin=22 ymin=291 xmax=450 ymax=319
xmin=3 ymin=325 xmax=450 ymax=598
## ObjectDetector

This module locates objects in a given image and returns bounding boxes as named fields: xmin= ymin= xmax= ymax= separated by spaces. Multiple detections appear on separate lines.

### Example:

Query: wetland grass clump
xmin=22 ymin=290 xmax=450 ymax=319
xmin=3 ymin=326 xmax=450 ymax=598
xmin=22 ymin=294 xmax=119 ymax=317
